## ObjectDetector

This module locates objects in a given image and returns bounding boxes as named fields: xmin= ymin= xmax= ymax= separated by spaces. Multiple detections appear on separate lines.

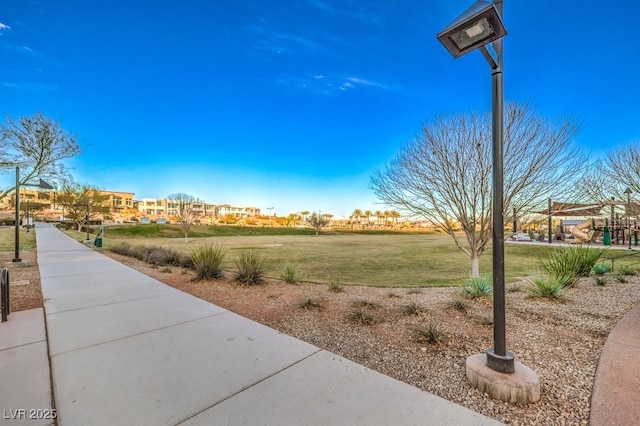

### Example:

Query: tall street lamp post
xmin=437 ymin=0 xmax=539 ymax=403
xmin=625 ymin=187 xmax=632 ymax=250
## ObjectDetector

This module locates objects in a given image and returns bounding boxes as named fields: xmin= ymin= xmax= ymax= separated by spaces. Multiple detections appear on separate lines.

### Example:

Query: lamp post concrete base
xmin=466 ymin=353 xmax=540 ymax=404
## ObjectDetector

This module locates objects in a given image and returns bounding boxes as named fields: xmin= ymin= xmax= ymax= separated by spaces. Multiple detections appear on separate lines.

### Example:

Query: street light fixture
xmin=625 ymin=187 xmax=633 ymax=250
xmin=437 ymin=0 xmax=539 ymax=404
xmin=438 ymin=0 xmax=511 ymax=374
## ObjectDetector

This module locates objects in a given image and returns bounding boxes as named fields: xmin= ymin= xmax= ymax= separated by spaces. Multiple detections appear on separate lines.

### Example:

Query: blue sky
xmin=2 ymin=1 xmax=639 ymax=218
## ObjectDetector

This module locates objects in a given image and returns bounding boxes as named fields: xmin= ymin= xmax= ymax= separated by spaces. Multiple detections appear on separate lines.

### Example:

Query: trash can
xmin=94 ymin=236 xmax=103 ymax=248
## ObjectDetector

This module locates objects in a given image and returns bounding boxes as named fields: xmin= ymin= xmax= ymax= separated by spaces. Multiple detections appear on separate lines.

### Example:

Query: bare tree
xmin=0 ymin=113 xmax=80 ymax=200
xmin=308 ymin=211 xmax=330 ymax=236
xmin=167 ymin=193 xmax=200 ymax=242
xmin=371 ymin=102 xmax=584 ymax=277
xmin=55 ymin=181 xmax=110 ymax=231
xmin=597 ymin=142 xmax=640 ymax=200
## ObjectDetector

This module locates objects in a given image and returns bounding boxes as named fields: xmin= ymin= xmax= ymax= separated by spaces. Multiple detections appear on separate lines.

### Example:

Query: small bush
xmin=387 ymin=292 xmax=401 ymax=298
xmin=297 ymin=297 xmax=321 ymax=310
xmin=615 ymin=274 xmax=628 ymax=283
xmin=461 ymin=274 xmax=493 ymax=299
xmin=328 ymin=281 xmax=344 ymax=293
xmin=347 ymin=308 xmax=375 ymax=324
xmin=406 ymin=289 xmax=422 ymax=295
xmin=592 ymin=263 xmax=612 ymax=275
xmin=450 ymin=297 xmax=468 ymax=312
xmin=280 ymin=261 xmax=302 ymax=284
xmin=525 ymin=276 xmax=564 ymax=300
xmin=414 ymin=321 xmax=444 ymax=345
xmin=401 ymin=302 xmax=425 ymax=316
xmin=617 ymin=264 xmax=637 ymax=276
xmin=539 ymin=245 xmax=604 ymax=287
xmin=233 ymin=249 xmax=265 ymax=285
xmin=111 ymin=241 xmax=134 ymax=257
xmin=161 ymin=266 xmax=172 ymax=273
xmin=507 ymin=283 xmax=521 ymax=293
xmin=191 ymin=244 xmax=226 ymax=281
xmin=594 ymin=276 xmax=607 ymax=286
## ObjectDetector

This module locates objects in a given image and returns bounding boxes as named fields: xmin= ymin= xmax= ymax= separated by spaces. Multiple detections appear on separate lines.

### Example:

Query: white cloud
xmin=0 ymin=22 xmax=11 ymax=30
xmin=346 ymin=76 xmax=387 ymax=89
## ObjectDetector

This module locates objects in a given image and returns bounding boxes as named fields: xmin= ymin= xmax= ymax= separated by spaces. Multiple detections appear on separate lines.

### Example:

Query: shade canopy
xmin=436 ymin=0 xmax=507 ymax=58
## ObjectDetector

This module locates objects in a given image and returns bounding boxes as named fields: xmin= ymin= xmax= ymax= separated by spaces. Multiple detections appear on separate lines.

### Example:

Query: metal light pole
xmin=437 ymin=0 xmax=513 ymax=373
xmin=625 ymin=187 xmax=632 ymax=250
xmin=13 ymin=167 xmax=21 ymax=262
xmin=12 ymin=166 xmax=54 ymax=262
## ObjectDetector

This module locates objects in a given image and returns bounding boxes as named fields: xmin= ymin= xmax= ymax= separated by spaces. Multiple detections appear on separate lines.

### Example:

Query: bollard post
xmin=1 ymin=268 xmax=9 ymax=322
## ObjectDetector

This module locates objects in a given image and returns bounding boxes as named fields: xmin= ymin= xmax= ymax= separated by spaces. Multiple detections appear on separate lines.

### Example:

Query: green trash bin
xmin=94 ymin=236 xmax=103 ymax=248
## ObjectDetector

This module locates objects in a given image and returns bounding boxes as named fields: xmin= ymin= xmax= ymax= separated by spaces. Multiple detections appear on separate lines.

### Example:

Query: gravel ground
xmin=0 ymin=250 xmax=43 ymax=312
xmin=49 ymin=250 xmax=640 ymax=424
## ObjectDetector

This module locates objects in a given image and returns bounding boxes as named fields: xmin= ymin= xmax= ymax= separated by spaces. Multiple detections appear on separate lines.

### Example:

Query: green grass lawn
xmin=0 ymin=227 xmax=36 ymax=252
xmin=72 ymin=224 xmax=556 ymax=287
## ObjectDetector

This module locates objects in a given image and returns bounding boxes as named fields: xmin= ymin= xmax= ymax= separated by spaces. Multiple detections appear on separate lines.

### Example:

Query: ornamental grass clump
xmin=461 ymin=274 xmax=493 ymax=299
xmin=539 ymin=245 xmax=604 ymax=288
xmin=401 ymin=301 xmax=426 ymax=316
xmin=414 ymin=321 xmax=444 ymax=345
xmin=617 ymin=264 xmax=637 ymax=276
xmin=233 ymin=249 xmax=266 ymax=285
xmin=191 ymin=244 xmax=226 ymax=281
xmin=592 ymin=263 xmax=612 ymax=276
xmin=280 ymin=261 xmax=302 ymax=284
xmin=525 ymin=276 xmax=564 ymax=300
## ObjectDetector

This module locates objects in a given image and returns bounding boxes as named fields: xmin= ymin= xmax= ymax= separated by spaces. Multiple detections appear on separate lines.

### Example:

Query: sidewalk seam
xmin=48 ymin=310 xmax=230 ymax=357
xmin=174 ymin=348 xmax=324 ymax=425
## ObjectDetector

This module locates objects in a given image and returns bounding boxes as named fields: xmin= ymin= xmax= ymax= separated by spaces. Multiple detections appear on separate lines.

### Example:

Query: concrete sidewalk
xmin=0 ymin=309 xmax=53 ymax=426
xmin=34 ymin=223 xmax=502 ymax=425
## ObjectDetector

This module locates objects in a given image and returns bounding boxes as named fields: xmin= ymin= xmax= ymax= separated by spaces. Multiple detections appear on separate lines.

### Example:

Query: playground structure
xmin=512 ymin=199 xmax=640 ymax=247
xmin=570 ymin=217 xmax=639 ymax=246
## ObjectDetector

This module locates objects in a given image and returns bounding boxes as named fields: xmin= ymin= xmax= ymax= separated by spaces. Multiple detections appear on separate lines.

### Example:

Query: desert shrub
xmin=525 ymin=276 xmax=564 ymax=300
xmin=507 ymin=282 xmax=521 ymax=293
xmin=450 ymin=297 xmax=468 ymax=312
xmin=111 ymin=241 xmax=135 ymax=257
xmin=297 ymin=298 xmax=321 ymax=310
xmin=147 ymin=246 xmax=183 ymax=266
xmin=280 ymin=261 xmax=302 ymax=284
xmin=233 ymin=249 xmax=265 ymax=285
xmin=387 ymin=292 xmax=401 ymax=298
xmin=594 ymin=276 xmax=607 ymax=286
xmin=592 ymin=263 xmax=612 ymax=275
xmin=401 ymin=301 xmax=425 ymax=316
xmin=347 ymin=308 xmax=375 ymax=324
xmin=615 ymin=274 xmax=628 ymax=283
xmin=414 ymin=321 xmax=444 ymax=345
xmin=539 ymin=246 xmax=604 ymax=287
xmin=617 ymin=264 xmax=637 ymax=276
xmin=461 ymin=274 xmax=493 ymax=299
xmin=191 ymin=244 xmax=226 ymax=281
xmin=161 ymin=267 xmax=172 ymax=273
xmin=328 ymin=281 xmax=344 ymax=293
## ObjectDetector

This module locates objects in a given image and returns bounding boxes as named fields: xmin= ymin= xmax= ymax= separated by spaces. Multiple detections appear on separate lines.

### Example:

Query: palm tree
xmin=375 ymin=210 xmax=384 ymax=228
xmin=351 ymin=209 xmax=363 ymax=229
xmin=364 ymin=210 xmax=373 ymax=229
xmin=389 ymin=210 xmax=401 ymax=228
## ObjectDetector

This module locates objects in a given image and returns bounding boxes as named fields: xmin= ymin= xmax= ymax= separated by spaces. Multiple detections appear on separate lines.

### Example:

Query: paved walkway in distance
xmin=34 ymin=223 xmax=502 ymax=426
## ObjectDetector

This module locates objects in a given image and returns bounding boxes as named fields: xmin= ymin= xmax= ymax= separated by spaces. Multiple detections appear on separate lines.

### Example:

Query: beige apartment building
xmin=1 ymin=187 xmax=261 ymax=223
